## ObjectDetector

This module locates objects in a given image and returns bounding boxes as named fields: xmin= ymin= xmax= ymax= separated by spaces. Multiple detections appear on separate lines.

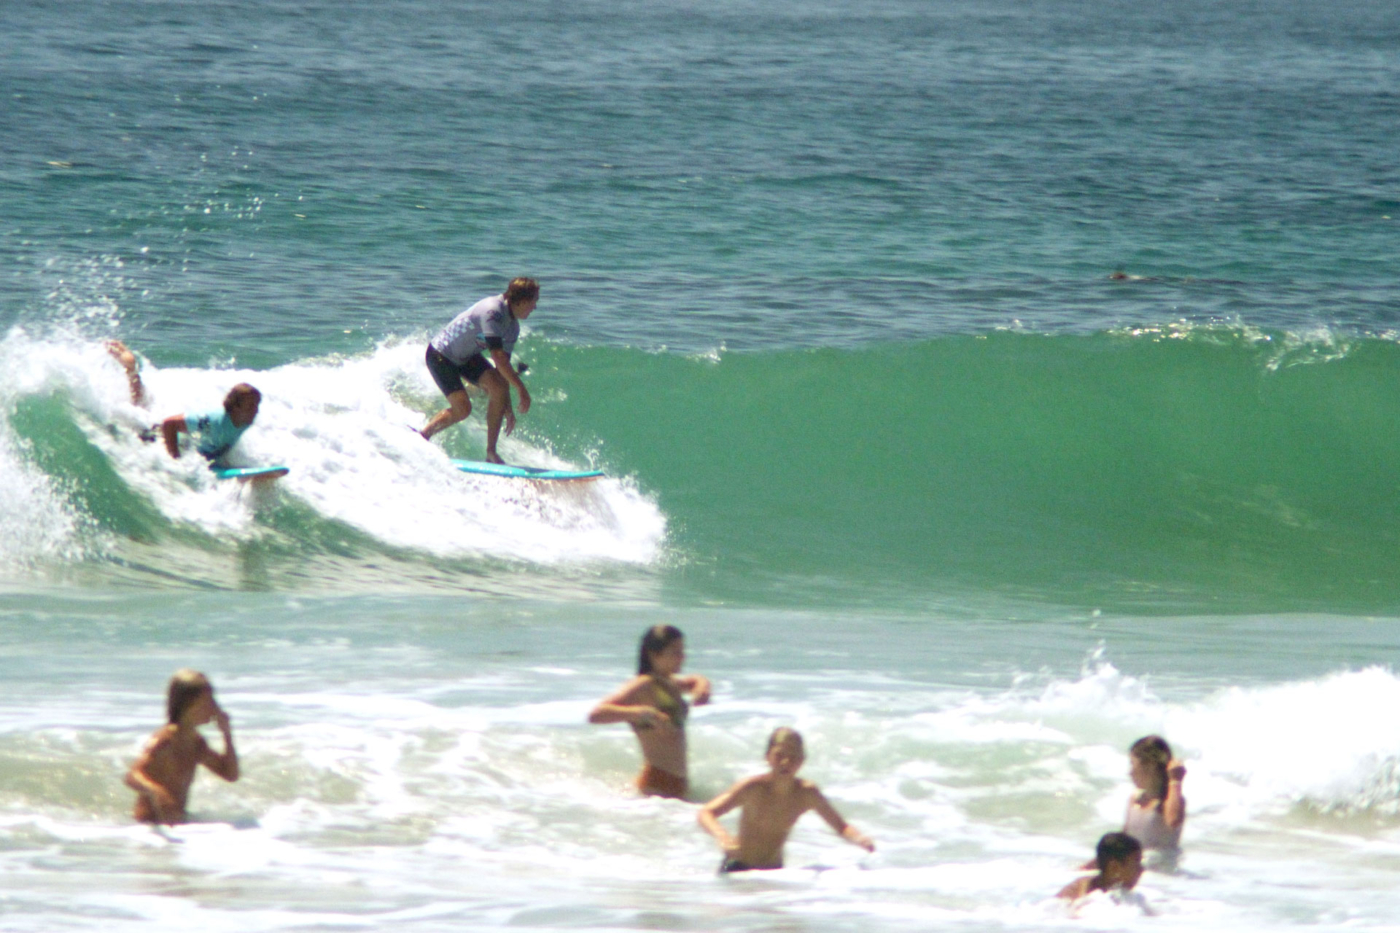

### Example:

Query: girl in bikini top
xmin=648 ymin=674 xmax=689 ymax=729
xmin=587 ymin=625 xmax=713 ymax=796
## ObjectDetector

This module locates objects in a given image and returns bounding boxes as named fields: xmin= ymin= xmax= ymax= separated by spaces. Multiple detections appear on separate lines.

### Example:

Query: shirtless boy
xmin=697 ymin=727 xmax=874 ymax=872
xmin=124 ymin=669 xmax=240 ymax=824
xmin=1059 ymin=832 xmax=1144 ymax=901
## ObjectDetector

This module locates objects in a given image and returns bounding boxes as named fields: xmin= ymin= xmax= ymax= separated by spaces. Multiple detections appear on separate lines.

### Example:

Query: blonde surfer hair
xmin=166 ymin=669 xmax=212 ymax=724
xmin=504 ymin=277 xmax=539 ymax=305
xmin=222 ymin=383 xmax=261 ymax=413
xmin=766 ymin=726 xmax=804 ymax=754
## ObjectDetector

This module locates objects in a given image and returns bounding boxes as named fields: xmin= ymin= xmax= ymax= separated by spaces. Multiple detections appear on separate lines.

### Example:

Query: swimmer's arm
xmin=809 ymin=785 xmax=875 ymax=851
xmin=1057 ymin=876 xmax=1092 ymax=900
xmin=1162 ymin=759 xmax=1186 ymax=828
xmin=674 ymin=673 xmax=712 ymax=706
xmin=697 ymin=779 xmax=754 ymax=854
xmin=124 ymin=733 xmax=181 ymax=821
xmin=489 ymin=348 xmax=531 ymax=415
xmin=160 ymin=416 xmax=187 ymax=459
xmin=587 ymin=677 xmax=670 ymax=729
xmin=199 ymin=707 xmax=239 ymax=782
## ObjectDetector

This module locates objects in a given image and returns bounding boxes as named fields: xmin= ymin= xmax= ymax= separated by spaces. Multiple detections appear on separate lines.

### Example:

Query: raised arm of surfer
xmin=420 ymin=277 xmax=536 ymax=464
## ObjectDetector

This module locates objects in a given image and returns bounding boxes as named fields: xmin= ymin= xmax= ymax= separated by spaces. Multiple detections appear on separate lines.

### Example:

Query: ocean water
xmin=2 ymin=0 xmax=1400 ymax=930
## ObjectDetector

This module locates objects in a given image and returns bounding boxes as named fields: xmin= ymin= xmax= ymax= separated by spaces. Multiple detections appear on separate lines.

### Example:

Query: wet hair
xmin=1096 ymin=831 xmax=1143 ymax=870
xmin=167 ymin=669 xmax=212 ymax=724
xmin=637 ymin=625 xmax=684 ymax=675
xmin=1130 ymin=735 xmax=1173 ymax=799
xmin=766 ymin=726 xmax=804 ymax=754
xmin=222 ymin=382 xmax=261 ymax=414
xmin=504 ymin=277 xmax=539 ymax=306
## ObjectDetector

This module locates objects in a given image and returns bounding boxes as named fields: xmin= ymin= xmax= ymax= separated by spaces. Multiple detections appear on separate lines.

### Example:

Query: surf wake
xmin=0 ymin=328 xmax=666 ymax=587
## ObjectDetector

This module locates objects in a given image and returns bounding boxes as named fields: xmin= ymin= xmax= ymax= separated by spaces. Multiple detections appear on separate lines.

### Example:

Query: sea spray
xmin=0 ymin=331 xmax=667 ymax=583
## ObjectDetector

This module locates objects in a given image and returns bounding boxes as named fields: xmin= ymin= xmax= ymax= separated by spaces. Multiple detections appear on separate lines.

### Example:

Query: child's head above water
xmin=1095 ymin=831 xmax=1144 ymax=888
xmin=637 ymin=624 xmax=685 ymax=675
xmin=1129 ymin=735 xmax=1173 ymax=797
xmin=166 ymin=669 xmax=213 ymax=725
xmin=765 ymin=727 xmax=806 ymax=774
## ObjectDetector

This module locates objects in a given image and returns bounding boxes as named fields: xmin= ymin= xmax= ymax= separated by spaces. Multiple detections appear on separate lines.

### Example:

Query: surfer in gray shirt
xmin=420 ymin=277 xmax=536 ymax=463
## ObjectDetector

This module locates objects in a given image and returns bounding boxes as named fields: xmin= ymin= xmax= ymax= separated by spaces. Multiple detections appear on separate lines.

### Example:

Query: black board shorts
xmin=426 ymin=345 xmax=490 ymax=397
xmin=719 ymin=855 xmax=770 ymax=874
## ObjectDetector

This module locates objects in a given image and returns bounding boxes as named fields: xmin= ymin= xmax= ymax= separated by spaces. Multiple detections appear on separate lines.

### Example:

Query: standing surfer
xmin=420 ymin=277 xmax=536 ymax=464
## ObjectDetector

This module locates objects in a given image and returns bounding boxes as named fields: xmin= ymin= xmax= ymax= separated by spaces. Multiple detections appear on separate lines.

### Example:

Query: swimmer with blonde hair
xmin=697 ymin=727 xmax=874 ymax=872
xmin=124 ymin=669 xmax=239 ymax=824
xmin=588 ymin=625 xmax=712 ymax=799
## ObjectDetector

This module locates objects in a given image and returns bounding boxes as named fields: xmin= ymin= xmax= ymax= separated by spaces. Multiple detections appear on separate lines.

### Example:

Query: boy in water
xmin=124 ymin=669 xmax=240 ymax=824
xmin=108 ymin=340 xmax=263 ymax=464
xmin=1059 ymin=832 xmax=1144 ymax=901
xmin=697 ymin=727 xmax=874 ymax=872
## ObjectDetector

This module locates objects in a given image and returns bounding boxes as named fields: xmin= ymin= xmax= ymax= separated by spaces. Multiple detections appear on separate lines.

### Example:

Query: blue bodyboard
xmin=451 ymin=459 xmax=603 ymax=481
xmin=212 ymin=465 xmax=289 ymax=480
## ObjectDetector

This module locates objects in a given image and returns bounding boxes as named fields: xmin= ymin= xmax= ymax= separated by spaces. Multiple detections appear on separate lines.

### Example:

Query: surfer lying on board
xmin=108 ymin=340 xmax=264 ymax=465
xmin=419 ymin=277 xmax=536 ymax=464
xmin=124 ymin=669 xmax=240 ymax=825
xmin=697 ymin=727 xmax=875 ymax=872
xmin=588 ymin=625 xmax=712 ymax=799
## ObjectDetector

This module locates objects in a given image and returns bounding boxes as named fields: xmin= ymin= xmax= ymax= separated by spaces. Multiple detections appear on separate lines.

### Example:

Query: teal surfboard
xmin=212 ymin=465 xmax=289 ymax=480
xmin=451 ymin=459 xmax=603 ymax=482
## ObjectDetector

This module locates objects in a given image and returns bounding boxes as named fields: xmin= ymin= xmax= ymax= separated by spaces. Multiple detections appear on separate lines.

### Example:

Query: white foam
xmin=0 ymin=330 xmax=667 ymax=568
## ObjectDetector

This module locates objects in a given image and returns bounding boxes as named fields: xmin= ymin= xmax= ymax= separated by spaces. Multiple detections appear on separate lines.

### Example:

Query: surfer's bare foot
xmin=106 ymin=340 xmax=137 ymax=372
xmin=107 ymin=340 xmax=147 ymax=407
xmin=485 ymin=452 xmax=506 ymax=465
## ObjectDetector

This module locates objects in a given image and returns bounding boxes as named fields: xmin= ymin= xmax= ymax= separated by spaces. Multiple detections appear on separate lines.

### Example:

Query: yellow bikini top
xmin=650 ymin=675 xmax=688 ymax=727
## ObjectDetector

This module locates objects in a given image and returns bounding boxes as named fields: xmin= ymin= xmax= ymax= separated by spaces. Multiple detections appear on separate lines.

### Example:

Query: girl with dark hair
xmin=588 ymin=625 xmax=712 ymax=799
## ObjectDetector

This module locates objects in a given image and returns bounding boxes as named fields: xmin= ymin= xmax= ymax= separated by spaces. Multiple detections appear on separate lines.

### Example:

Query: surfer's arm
xmin=160 ymin=416 xmax=188 ymax=459
xmin=489 ymin=348 xmax=530 ymax=415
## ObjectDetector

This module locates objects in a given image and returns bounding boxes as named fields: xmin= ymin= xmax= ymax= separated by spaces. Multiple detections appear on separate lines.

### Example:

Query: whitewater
xmin=4 ymin=0 xmax=1400 ymax=930
xmin=0 ymin=327 xmax=665 ymax=587
xmin=3 ymin=598 xmax=1400 ymax=932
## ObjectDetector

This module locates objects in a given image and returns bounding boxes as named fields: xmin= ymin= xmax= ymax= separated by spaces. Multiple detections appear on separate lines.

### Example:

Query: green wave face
xmin=527 ymin=329 xmax=1400 ymax=612
xmin=8 ymin=328 xmax=1400 ymax=612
